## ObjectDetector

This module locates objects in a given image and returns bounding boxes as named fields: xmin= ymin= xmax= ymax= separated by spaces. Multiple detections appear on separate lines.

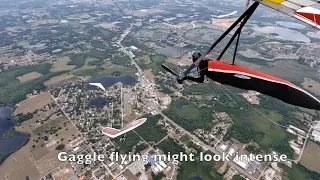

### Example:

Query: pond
xmin=156 ymin=46 xmax=187 ymax=58
xmin=176 ymin=101 xmax=189 ymax=110
xmin=90 ymin=97 xmax=107 ymax=108
xmin=88 ymin=75 xmax=136 ymax=90
xmin=0 ymin=107 xmax=29 ymax=153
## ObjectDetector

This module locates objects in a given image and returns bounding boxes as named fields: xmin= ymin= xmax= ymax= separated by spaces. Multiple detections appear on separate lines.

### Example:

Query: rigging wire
xmin=217 ymin=84 xmax=288 ymax=129
xmin=110 ymin=0 xmax=143 ymax=36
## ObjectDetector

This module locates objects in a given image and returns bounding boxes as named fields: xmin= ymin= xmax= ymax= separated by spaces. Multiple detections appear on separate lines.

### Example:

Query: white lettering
xmin=57 ymin=152 xmax=67 ymax=162
xmin=204 ymin=154 xmax=212 ymax=161
xmin=280 ymin=154 xmax=287 ymax=161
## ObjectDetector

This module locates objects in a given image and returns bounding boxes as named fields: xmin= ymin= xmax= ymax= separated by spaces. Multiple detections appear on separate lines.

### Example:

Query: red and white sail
xmin=101 ymin=118 xmax=147 ymax=138
xmin=255 ymin=0 xmax=320 ymax=29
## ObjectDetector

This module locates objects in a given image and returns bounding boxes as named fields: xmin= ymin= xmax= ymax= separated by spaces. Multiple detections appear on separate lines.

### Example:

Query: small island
xmin=3 ymin=127 xmax=18 ymax=138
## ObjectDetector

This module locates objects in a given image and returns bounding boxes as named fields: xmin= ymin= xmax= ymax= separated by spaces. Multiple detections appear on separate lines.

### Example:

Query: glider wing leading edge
xmin=89 ymin=83 xmax=106 ymax=91
xmin=101 ymin=118 xmax=147 ymax=138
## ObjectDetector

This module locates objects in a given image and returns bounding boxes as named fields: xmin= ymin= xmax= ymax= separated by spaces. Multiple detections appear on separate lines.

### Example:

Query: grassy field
xmin=300 ymin=140 xmax=320 ymax=173
xmin=280 ymin=164 xmax=310 ymax=180
xmin=136 ymin=55 xmax=152 ymax=65
xmin=177 ymin=158 xmax=222 ymax=180
xmin=144 ymin=69 xmax=156 ymax=82
xmin=216 ymin=99 xmax=290 ymax=152
xmin=163 ymin=98 xmax=214 ymax=131
xmin=216 ymin=92 xmax=297 ymax=157
xmin=43 ymin=74 xmax=75 ymax=86
xmin=51 ymin=56 xmax=76 ymax=72
xmin=168 ymin=98 xmax=200 ymax=120
xmin=71 ymin=57 xmax=97 ymax=72
xmin=249 ymin=59 xmax=317 ymax=83
xmin=155 ymin=137 xmax=185 ymax=155
xmin=134 ymin=114 xmax=167 ymax=144
xmin=0 ymin=63 xmax=65 ymax=105
xmin=0 ymin=114 xmax=78 ymax=179
xmin=115 ymin=131 xmax=141 ymax=154
xmin=73 ymin=61 xmax=137 ymax=78
xmin=239 ymin=108 xmax=286 ymax=148
xmin=138 ymin=55 xmax=167 ymax=76
xmin=17 ymin=72 xmax=43 ymax=83
xmin=301 ymin=78 xmax=320 ymax=96
xmin=14 ymin=92 xmax=52 ymax=115
xmin=183 ymin=82 xmax=217 ymax=95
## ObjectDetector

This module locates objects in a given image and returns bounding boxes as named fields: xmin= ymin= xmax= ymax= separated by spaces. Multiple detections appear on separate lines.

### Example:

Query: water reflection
xmin=253 ymin=26 xmax=310 ymax=43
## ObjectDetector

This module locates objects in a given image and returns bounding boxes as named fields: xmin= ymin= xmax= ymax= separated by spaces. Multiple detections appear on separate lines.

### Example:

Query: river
xmin=87 ymin=75 xmax=137 ymax=90
xmin=0 ymin=107 xmax=29 ymax=153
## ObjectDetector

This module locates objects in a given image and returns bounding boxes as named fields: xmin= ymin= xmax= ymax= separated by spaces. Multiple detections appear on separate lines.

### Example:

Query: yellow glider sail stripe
xmin=263 ymin=0 xmax=285 ymax=4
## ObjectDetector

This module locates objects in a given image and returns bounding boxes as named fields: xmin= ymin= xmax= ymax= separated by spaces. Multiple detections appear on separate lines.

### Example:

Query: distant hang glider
xmin=215 ymin=11 xmax=238 ymax=18
xmin=101 ymin=118 xmax=147 ymax=138
xmin=256 ymin=0 xmax=320 ymax=29
xmin=89 ymin=83 xmax=106 ymax=91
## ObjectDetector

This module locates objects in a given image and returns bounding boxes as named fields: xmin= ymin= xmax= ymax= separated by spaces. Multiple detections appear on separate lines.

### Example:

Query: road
xmin=296 ymin=126 xmax=313 ymax=163
xmin=116 ymin=26 xmax=160 ymax=112
xmin=159 ymin=112 xmax=257 ymax=180
xmin=114 ymin=26 xmax=257 ymax=179
xmin=51 ymin=94 xmax=116 ymax=179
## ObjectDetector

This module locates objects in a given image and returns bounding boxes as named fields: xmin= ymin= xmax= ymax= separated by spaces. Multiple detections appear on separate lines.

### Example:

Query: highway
xmin=116 ymin=26 xmax=257 ymax=179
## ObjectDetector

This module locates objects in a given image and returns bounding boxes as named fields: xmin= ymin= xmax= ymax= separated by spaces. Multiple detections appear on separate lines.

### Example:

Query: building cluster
xmin=134 ymin=71 xmax=160 ymax=115
xmin=240 ymin=91 xmax=261 ymax=105
xmin=217 ymin=142 xmax=261 ymax=175
xmin=194 ymin=112 xmax=233 ymax=146
xmin=296 ymin=43 xmax=320 ymax=67
xmin=148 ymin=157 xmax=171 ymax=174
xmin=311 ymin=121 xmax=320 ymax=142
xmin=286 ymin=125 xmax=307 ymax=155
xmin=263 ymin=162 xmax=283 ymax=180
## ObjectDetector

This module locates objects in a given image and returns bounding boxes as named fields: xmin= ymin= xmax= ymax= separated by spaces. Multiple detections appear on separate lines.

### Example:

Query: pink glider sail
xmin=256 ymin=0 xmax=320 ymax=29
xmin=101 ymin=118 xmax=147 ymax=138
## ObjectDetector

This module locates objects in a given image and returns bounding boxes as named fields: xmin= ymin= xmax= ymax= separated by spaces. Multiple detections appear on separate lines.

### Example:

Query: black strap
xmin=217 ymin=5 xmax=256 ymax=61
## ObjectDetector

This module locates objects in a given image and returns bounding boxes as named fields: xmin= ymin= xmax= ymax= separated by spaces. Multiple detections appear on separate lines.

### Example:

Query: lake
xmin=253 ymin=26 xmax=310 ymax=43
xmin=163 ymin=17 xmax=176 ymax=22
xmin=275 ymin=21 xmax=306 ymax=30
xmin=176 ymin=101 xmax=189 ymax=110
xmin=0 ymin=107 xmax=29 ymax=153
xmin=156 ymin=46 xmax=186 ymax=58
xmin=24 ymin=43 xmax=46 ymax=49
xmin=88 ymin=75 xmax=136 ymax=90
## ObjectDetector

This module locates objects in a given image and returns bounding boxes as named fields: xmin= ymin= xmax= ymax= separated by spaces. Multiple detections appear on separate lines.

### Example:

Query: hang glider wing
xmin=101 ymin=118 xmax=147 ymax=138
xmin=208 ymin=60 xmax=320 ymax=110
xmin=89 ymin=83 xmax=106 ymax=91
xmin=255 ymin=0 xmax=320 ymax=29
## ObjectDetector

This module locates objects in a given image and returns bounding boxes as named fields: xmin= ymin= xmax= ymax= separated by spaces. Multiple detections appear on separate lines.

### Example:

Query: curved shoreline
xmin=0 ymin=106 xmax=31 ymax=165
xmin=0 ymin=131 xmax=30 ymax=165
